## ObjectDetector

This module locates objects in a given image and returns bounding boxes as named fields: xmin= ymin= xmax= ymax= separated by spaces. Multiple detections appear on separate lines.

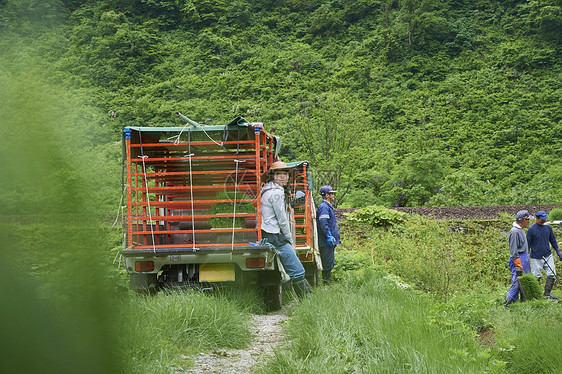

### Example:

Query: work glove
xmin=326 ymin=230 xmax=337 ymax=246
xmin=513 ymin=258 xmax=522 ymax=268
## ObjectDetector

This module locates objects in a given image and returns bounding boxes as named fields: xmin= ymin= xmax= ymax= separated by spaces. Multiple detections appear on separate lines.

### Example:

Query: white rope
xmin=186 ymin=152 xmax=196 ymax=250
xmin=171 ymin=124 xmax=223 ymax=147
xmin=140 ymin=155 xmax=157 ymax=253
xmin=201 ymin=126 xmax=224 ymax=147
xmin=112 ymin=184 xmax=126 ymax=227
xmin=231 ymin=160 xmax=245 ymax=250
xmin=173 ymin=121 xmax=192 ymax=145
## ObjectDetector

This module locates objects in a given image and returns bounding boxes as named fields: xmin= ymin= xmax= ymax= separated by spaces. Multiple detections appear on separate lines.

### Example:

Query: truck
xmin=118 ymin=113 xmax=322 ymax=310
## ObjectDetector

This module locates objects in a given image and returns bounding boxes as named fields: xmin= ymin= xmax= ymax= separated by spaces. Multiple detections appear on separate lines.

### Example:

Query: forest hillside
xmin=1 ymin=0 xmax=561 ymax=207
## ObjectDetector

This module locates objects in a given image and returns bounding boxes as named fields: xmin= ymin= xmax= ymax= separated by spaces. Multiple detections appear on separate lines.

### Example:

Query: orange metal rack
xmin=122 ymin=121 xmax=314 ymax=252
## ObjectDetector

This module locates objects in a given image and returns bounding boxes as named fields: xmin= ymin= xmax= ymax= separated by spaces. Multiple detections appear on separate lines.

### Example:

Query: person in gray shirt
xmin=505 ymin=210 xmax=533 ymax=307
xmin=260 ymin=161 xmax=312 ymax=298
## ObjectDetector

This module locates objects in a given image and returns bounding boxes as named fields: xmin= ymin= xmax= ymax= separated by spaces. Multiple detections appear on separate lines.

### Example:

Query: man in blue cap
xmin=527 ymin=210 xmax=561 ymax=300
xmin=316 ymin=186 xmax=340 ymax=285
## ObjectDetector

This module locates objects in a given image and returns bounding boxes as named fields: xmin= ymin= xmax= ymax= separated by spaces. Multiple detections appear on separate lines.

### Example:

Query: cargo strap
xmin=187 ymin=130 xmax=196 ymax=250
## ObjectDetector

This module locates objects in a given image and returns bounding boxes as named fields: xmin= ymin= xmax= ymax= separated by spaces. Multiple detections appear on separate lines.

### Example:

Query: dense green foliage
xmin=2 ymin=0 xmax=561 ymax=207
xmin=345 ymin=204 xmax=407 ymax=225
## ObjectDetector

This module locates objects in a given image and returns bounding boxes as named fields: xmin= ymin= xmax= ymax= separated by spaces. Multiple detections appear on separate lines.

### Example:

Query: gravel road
xmin=183 ymin=304 xmax=291 ymax=374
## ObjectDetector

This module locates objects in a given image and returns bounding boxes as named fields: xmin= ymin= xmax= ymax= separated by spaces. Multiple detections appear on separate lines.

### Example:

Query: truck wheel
xmin=263 ymin=282 xmax=282 ymax=311
xmin=305 ymin=266 xmax=320 ymax=287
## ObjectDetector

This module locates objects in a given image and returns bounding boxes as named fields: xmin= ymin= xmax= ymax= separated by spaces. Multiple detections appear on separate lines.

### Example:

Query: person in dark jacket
xmin=316 ymin=185 xmax=340 ymax=285
xmin=506 ymin=210 xmax=533 ymax=307
xmin=527 ymin=210 xmax=561 ymax=300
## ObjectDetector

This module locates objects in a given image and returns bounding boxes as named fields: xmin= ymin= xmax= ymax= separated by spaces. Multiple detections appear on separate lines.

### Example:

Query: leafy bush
xmin=429 ymin=290 xmax=502 ymax=333
xmin=548 ymin=208 xmax=562 ymax=221
xmin=344 ymin=205 xmax=407 ymax=227
xmin=332 ymin=249 xmax=375 ymax=281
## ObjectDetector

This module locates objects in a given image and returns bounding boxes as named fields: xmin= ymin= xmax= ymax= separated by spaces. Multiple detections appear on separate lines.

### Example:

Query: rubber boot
xmin=322 ymin=270 xmax=332 ymax=285
xmin=544 ymin=276 xmax=559 ymax=300
xmin=293 ymin=278 xmax=312 ymax=299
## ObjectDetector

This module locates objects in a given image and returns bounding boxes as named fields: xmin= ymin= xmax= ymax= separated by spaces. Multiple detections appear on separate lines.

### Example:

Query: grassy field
xmin=262 ymin=271 xmax=505 ymax=373
xmin=3 ymin=207 xmax=561 ymax=374
xmin=113 ymin=210 xmax=562 ymax=373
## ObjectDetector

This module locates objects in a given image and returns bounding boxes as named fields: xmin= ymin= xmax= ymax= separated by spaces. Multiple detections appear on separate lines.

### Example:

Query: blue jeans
xmin=261 ymin=231 xmax=305 ymax=281
xmin=506 ymin=252 xmax=531 ymax=303
xmin=319 ymin=245 xmax=335 ymax=271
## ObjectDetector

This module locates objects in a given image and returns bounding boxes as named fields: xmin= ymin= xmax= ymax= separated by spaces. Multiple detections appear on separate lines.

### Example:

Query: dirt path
xmin=183 ymin=304 xmax=291 ymax=374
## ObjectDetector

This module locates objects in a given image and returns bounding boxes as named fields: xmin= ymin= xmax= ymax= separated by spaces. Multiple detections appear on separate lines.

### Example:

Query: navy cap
xmin=319 ymin=185 xmax=337 ymax=195
xmin=535 ymin=210 xmax=548 ymax=220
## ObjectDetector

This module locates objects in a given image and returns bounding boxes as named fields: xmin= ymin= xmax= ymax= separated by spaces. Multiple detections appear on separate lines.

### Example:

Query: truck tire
xmin=305 ymin=265 xmax=320 ymax=287
xmin=263 ymin=281 xmax=282 ymax=311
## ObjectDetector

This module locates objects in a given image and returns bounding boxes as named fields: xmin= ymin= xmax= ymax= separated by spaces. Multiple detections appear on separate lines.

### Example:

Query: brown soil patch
xmin=337 ymin=205 xmax=562 ymax=221
xmin=478 ymin=328 xmax=496 ymax=347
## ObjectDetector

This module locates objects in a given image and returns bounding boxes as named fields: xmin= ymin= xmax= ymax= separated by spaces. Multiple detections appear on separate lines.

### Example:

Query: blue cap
xmin=320 ymin=185 xmax=337 ymax=195
xmin=535 ymin=210 xmax=548 ymax=220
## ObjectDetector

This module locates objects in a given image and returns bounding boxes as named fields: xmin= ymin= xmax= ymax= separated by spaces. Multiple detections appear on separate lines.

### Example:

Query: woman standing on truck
xmin=261 ymin=161 xmax=312 ymax=298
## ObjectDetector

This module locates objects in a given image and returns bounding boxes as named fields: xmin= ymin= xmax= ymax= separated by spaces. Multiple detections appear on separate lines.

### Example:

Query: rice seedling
xmin=518 ymin=274 xmax=543 ymax=300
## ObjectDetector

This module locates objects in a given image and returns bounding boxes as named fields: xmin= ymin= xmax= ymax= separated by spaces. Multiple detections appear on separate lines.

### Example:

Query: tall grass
xmin=119 ymin=288 xmax=262 ymax=373
xmin=262 ymin=269 xmax=505 ymax=374
xmin=490 ymin=301 xmax=562 ymax=374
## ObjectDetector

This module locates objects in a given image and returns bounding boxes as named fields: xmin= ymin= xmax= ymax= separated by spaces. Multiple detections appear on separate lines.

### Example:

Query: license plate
xmin=199 ymin=264 xmax=235 ymax=282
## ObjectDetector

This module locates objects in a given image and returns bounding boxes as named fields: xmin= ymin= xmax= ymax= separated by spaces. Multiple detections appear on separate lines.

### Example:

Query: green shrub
xmin=333 ymin=249 xmax=375 ymax=280
xmin=548 ymin=208 xmax=562 ymax=221
xmin=344 ymin=205 xmax=407 ymax=227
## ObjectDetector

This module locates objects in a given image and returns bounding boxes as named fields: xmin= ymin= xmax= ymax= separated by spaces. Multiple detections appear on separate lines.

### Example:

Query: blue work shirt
xmin=527 ymin=222 xmax=560 ymax=259
xmin=316 ymin=200 xmax=340 ymax=247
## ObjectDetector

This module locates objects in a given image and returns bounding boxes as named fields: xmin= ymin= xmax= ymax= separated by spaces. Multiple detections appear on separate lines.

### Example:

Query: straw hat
xmin=261 ymin=161 xmax=295 ymax=183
